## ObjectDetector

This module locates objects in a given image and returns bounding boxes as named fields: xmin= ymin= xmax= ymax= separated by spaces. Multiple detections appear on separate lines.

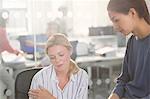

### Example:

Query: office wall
xmin=72 ymin=0 xmax=111 ymax=36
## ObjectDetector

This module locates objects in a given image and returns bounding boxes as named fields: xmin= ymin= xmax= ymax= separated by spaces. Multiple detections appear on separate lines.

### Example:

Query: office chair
xmin=15 ymin=67 xmax=42 ymax=99
xmin=70 ymin=40 xmax=78 ymax=61
xmin=0 ymin=54 xmax=15 ymax=99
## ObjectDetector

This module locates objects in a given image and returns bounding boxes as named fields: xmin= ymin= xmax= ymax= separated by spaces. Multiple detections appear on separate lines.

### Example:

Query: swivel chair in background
xmin=15 ymin=67 xmax=42 ymax=99
xmin=70 ymin=40 xmax=78 ymax=61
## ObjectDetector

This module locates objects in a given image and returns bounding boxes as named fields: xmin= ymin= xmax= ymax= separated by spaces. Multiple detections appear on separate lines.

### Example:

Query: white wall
xmin=1 ymin=0 xmax=112 ymax=37
xmin=72 ymin=0 xmax=111 ymax=37
xmin=27 ymin=0 xmax=52 ymax=34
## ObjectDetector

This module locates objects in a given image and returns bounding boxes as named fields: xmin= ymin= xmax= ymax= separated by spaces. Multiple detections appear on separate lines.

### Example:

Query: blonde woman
xmin=28 ymin=33 xmax=88 ymax=99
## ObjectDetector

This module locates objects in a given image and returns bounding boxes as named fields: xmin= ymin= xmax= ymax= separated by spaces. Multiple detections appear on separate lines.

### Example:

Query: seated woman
xmin=28 ymin=33 xmax=88 ymax=99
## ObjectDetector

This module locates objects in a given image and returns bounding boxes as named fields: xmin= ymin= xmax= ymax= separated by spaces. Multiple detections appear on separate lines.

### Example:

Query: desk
xmin=76 ymin=47 xmax=125 ymax=89
xmin=76 ymin=55 xmax=123 ymax=67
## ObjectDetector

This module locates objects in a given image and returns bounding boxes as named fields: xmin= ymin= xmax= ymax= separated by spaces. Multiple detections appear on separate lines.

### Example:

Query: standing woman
xmin=0 ymin=10 xmax=23 ymax=55
xmin=28 ymin=33 xmax=88 ymax=99
xmin=107 ymin=0 xmax=150 ymax=99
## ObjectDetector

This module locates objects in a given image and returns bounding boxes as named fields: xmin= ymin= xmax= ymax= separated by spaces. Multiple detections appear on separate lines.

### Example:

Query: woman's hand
xmin=108 ymin=93 xmax=120 ymax=99
xmin=14 ymin=50 xmax=24 ymax=56
xmin=28 ymin=87 xmax=56 ymax=99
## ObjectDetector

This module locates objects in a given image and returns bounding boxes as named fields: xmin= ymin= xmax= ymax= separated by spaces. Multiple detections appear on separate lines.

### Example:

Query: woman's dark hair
xmin=107 ymin=0 xmax=150 ymax=25
xmin=0 ymin=9 xmax=9 ymax=27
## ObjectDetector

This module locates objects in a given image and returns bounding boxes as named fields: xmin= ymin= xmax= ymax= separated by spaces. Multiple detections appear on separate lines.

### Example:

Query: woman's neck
xmin=56 ymin=69 xmax=69 ymax=90
xmin=133 ymin=19 xmax=150 ymax=39
xmin=56 ymin=68 xmax=69 ymax=78
xmin=57 ymin=72 xmax=68 ymax=79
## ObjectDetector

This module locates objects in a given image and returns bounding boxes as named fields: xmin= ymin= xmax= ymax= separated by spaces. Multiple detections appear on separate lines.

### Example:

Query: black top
xmin=113 ymin=35 xmax=150 ymax=98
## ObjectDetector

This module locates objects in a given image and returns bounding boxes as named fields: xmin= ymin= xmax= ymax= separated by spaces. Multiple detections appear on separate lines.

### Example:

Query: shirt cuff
xmin=113 ymin=85 xmax=125 ymax=98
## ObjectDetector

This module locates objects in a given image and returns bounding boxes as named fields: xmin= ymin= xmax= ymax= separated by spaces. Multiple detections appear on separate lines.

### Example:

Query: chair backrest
xmin=15 ymin=67 xmax=42 ymax=99
xmin=70 ymin=40 xmax=78 ymax=60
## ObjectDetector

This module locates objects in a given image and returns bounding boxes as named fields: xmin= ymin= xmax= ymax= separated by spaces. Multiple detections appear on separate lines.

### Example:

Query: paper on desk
xmin=95 ymin=46 xmax=116 ymax=56
xmin=1 ymin=51 xmax=25 ymax=63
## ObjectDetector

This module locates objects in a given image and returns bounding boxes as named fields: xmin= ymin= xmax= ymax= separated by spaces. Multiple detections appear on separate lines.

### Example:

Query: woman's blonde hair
xmin=45 ymin=33 xmax=79 ymax=75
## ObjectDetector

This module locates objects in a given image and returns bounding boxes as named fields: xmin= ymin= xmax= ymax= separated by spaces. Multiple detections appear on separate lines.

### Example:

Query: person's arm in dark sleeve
xmin=112 ymin=37 xmax=132 ymax=98
xmin=113 ymin=55 xmax=130 ymax=98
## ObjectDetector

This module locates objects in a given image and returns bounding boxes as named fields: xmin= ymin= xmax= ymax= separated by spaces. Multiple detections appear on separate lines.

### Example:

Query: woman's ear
xmin=129 ymin=8 xmax=138 ymax=18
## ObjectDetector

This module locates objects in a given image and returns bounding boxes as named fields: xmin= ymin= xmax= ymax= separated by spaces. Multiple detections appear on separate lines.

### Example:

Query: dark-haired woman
xmin=107 ymin=0 xmax=150 ymax=98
